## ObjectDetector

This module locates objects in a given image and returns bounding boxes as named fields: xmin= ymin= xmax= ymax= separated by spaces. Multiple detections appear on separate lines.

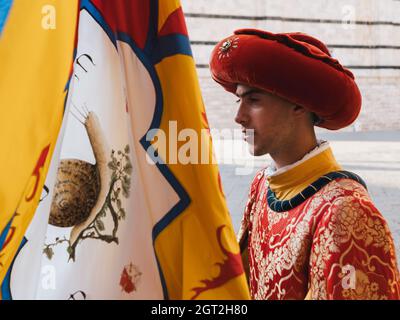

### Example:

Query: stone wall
xmin=181 ymin=0 xmax=400 ymax=132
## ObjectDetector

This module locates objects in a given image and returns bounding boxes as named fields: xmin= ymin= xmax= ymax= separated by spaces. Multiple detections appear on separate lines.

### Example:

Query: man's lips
xmin=242 ymin=128 xmax=255 ymax=141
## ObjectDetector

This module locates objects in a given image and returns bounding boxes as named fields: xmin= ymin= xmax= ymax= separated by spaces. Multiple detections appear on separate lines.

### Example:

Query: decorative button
xmin=221 ymin=40 xmax=232 ymax=52
xmin=218 ymin=37 xmax=239 ymax=60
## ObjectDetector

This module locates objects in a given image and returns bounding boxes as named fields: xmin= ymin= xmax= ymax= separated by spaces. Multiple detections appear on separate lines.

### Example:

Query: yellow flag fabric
xmin=155 ymin=55 xmax=250 ymax=299
xmin=1 ymin=0 xmax=249 ymax=300
xmin=0 ymin=0 xmax=78 ymax=284
xmin=150 ymin=1 xmax=250 ymax=299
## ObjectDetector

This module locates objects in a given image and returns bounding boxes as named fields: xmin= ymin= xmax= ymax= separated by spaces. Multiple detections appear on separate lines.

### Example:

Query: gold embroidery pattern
xmin=342 ymin=270 xmax=386 ymax=300
xmin=249 ymin=179 xmax=328 ymax=299
xmin=245 ymin=175 xmax=400 ymax=300
xmin=309 ymin=179 xmax=400 ymax=300
xmin=237 ymin=170 xmax=265 ymax=244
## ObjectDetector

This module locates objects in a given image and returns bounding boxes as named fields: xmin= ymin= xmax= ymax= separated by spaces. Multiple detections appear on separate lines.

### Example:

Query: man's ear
xmin=293 ymin=105 xmax=307 ymax=116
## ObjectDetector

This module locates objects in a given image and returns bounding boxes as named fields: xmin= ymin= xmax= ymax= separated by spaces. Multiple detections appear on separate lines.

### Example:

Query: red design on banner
xmin=120 ymin=267 xmax=135 ymax=293
xmin=119 ymin=263 xmax=142 ymax=294
xmin=25 ymin=145 xmax=50 ymax=202
xmin=191 ymin=225 xmax=243 ymax=299
xmin=91 ymin=0 xmax=150 ymax=49
xmin=159 ymin=7 xmax=188 ymax=37
xmin=1 ymin=226 xmax=16 ymax=251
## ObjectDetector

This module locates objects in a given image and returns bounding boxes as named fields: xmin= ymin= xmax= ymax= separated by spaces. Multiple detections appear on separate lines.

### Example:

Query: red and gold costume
xmin=210 ymin=29 xmax=400 ymax=299
xmin=237 ymin=143 xmax=400 ymax=299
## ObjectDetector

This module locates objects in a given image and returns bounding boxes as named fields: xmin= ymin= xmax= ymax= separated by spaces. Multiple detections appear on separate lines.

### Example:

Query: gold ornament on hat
xmin=218 ymin=37 xmax=239 ymax=60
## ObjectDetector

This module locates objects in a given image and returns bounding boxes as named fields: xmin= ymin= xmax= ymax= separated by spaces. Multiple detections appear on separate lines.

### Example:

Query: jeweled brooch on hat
xmin=218 ymin=37 xmax=239 ymax=60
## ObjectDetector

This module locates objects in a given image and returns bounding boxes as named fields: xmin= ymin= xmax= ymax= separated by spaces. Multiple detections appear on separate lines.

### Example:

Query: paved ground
xmin=218 ymin=131 xmax=400 ymax=264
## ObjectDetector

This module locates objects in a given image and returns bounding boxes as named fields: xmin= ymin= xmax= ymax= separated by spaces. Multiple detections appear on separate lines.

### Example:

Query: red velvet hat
xmin=209 ymin=29 xmax=362 ymax=130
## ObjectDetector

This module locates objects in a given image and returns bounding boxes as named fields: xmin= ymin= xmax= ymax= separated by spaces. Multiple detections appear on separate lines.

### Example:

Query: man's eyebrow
xmin=235 ymin=89 xmax=263 ymax=98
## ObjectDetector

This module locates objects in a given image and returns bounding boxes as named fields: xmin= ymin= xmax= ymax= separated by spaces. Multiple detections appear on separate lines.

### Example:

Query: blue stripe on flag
xmin=152 ymin=34 xmax=193 ymax=64
xmin=0 ymin=0 xmax=13 ymax=35
xmin=0 ymin=215 xmax=13 ymax=250
xmin=1 ymin=237 xmax=28 ymax=300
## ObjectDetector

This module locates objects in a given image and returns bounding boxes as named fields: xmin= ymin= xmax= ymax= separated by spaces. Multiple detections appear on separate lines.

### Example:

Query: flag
xmin=0 ymin=0 xmax=79 ymax=291
xmin=5 ymin=0 xmax=250 ymax=300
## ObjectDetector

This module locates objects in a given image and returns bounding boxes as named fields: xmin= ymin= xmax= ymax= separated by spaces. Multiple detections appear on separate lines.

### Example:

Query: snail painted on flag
xmin=5 ymin=0 xmax=249 ymax=300
xmin=44 ymin=107 xmax=133 ymax=262
xmin=35 ymin=4 xmax=163 ymax=298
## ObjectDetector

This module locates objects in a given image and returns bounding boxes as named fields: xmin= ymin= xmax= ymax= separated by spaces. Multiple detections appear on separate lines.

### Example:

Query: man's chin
xmin=248 ymin=144 xmax=266 ymax=157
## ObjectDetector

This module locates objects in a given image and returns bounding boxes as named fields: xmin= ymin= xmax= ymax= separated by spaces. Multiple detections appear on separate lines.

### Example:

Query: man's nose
xmin=234 ymin=103 xmax=248 ymax=125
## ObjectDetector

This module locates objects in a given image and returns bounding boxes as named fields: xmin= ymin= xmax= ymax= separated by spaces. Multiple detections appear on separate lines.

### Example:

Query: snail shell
xmin=49 ymin=159 xmax=100 ymax=227
xmin=48 ymin=109 xmax=111 ymax=248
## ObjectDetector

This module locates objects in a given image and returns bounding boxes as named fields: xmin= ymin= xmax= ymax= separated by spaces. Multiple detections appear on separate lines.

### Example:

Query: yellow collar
xmin=266 ymin=142 xmax=341 ymax=200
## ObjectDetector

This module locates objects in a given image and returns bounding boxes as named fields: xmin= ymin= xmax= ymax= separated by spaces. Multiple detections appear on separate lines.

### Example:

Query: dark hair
xmin=310 ymin=112 xmax=321 ymax=126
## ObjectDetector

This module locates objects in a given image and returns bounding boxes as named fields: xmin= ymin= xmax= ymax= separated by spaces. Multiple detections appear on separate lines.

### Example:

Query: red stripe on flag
xmin=159 ymin=7 xmax=188 ymax=37
xmin=91 ymin=0 xmax=149 ymax=49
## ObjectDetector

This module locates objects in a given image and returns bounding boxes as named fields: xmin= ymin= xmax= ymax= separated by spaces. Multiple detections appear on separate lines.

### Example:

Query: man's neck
xmin=271 ymin=135 xmax=318 ymax=170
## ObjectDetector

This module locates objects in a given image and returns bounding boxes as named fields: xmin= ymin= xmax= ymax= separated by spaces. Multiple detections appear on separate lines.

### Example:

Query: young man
xmin=209 ymin=29 xmax=400 ymax=299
